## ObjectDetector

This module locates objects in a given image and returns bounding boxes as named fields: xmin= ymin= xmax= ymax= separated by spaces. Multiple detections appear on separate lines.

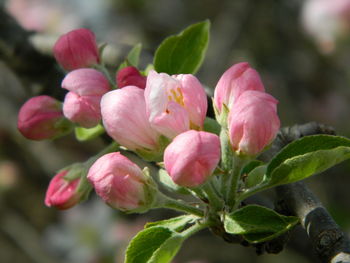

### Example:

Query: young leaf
xmin=224 ymin=205 xmax=298 ymax=243
xmin=244 ymin=164 xmax=267 ymax=189
xmin=145 ymin=215 xmax=196 ymax=231
xmin=154 ymin=20 xmax=210 ymax=75
xmin=266 ymin=135 xmax=350 ymax=187
xmin=125 ymin=226 xmax=183 ymax=263
xmin=148 ymin=234 xmax=184 ymax=263
xmin=157 ymin=169 xmax=190 ymax=195
xmin=74 ymin=124 xmax=105 ymax=141
xmin=203 ymin=117 xmax=221 ymax=136
xmin=118 ymin=43 xmax=142 ymax=70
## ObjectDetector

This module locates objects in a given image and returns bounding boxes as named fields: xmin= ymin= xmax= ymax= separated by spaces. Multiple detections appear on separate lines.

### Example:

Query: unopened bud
xmin=116 ymin=66 xmax=146 ymax=89
xmin=164 ymin=130 xmax=221 ymax=188
xmin=53 ymin=28 xmax=100 ymax=71
xmin=18 ymin=95 xmax=72 ymax=140
xmin=87 ymin=152 xmax=157 ymax=213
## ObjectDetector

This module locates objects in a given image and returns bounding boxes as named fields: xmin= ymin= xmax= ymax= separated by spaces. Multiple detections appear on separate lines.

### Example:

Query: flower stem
xmin=219 ymin=128 xmax=234 ymax=199
xmin=201 ymin=181 xmax=223 ymax=211
xmin=156 ymin=193 xmax=204 ymax=217
xmin=226 ymin=156 xmax=248 ymax=210
xmin=181 ymin=221 xmax=208 ymax=239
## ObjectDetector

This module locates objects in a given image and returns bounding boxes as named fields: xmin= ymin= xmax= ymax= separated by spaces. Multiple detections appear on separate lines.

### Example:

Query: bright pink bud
xmin=53 ymin=28 xmax=100 ymax=71
xmin=228 ymin=90 xmax=280 ymax=156
xmin=18 ymin=95 xmax=72 ymax=140
xmin=116 ymin=66 xmax=146 ymax=89
xmin=62 ymin=68 xmax=110 ymax=128
xmin=164 ymin=130 xmax=221 ymax=188
xmin=45 ymin=170 xmax=81 ymax=210
xmin=101 ymin=86 xmax=161 ymax=153
xmin=87 ymin=152 xmax=156 ymax=212
xmin=214 ymin=62 xmax=265 ymax=114
xmin=145 ymin=70 xmax=207 ymax=139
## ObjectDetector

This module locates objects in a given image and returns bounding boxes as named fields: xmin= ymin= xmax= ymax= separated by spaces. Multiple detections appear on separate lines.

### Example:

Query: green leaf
xmin=203 ymin=117 xmax=221 ymax=136
xmin=127 ymin=43 xmax=142 ymax=67
xmin=148 ymin=234 xmax=183 ymax=263
xmin=125 ymin=226 xmax=183 ymax=263
xmin=245 ymin=164 xmax=267 ymax=189
xmin=224 ymin=205 xmax=298 ymax=243
xmin=74 ymin=124 xmax=105 ymax=141
xmin=266 ymin=135 xmax=350 ymax=187
xmin=145 ymin=215 xmax=196 ymax=231
xmin=118 ymin=43 xmax=142 ymax=70
xmin=154 ymin=20 xmax=210 ymax=74
xmin=157 ymin=169 xmax=190 ymax=195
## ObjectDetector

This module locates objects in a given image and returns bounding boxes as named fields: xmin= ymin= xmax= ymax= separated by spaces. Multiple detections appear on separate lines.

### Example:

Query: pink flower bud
xmin=45 ymin=170 xmax=81 ymax=210
xmin=62 ymin=68 xmax=110 ymax=128
xmin=214 ymin=62 xmax=265 ymax=114
xmin=228 ymin=90 xmax=280 ymax=156
xmin=164 ymin=130 xmax=221 ymax=188
xmin=87 ymin=152 xmax=156 ymax=213
xmin=18 ymin=95 xmax=72 ymax=140
xmin=101 ymin=86 xmax=161 ymax=152
xmin=62 ymin=68 xmax=110 ymax=96
xmin=116 ymin=66 xmax=146 ymax=89
xmin=53 ymin=28 xmax=100 ymax=71
xmin=145 ymin=70 xmax=207 ymax=139
xmin=63 ymin=92 xmax=102 ymax=128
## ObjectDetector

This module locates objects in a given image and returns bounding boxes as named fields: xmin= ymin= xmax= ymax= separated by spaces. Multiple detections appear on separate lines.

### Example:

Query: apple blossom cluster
xmin=17 ymin=28 xmax=280 ymax=214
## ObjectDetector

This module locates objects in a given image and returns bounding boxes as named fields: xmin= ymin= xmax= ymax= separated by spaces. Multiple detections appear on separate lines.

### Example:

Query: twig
xmin=266 ymin=122 xmax=350 ymax=262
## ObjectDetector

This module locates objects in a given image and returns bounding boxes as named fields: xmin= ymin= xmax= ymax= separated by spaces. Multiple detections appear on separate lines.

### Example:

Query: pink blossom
xmin=302 ymin=0 xmax=350 ymax=53
xmin=53 ymin=28 xmax=100 ymax=71
xmin=214 ymin=62 xmax=265 ymax=114
xmin=164 ymin=130 xmax=221 ymax=188
xmin=116 ymin=66 xmax=146 ymax=89
xmin=87 ymin=152 xmax=156 ymax=212
xmin=145 ymin=70 xmax=207 ymax=139
xmin=17 ymin=95 xmax=71 ymax=140
xmin=62 ymin=68 xmax=110 ymax=128
xmin=228 ymin=90 xmax=280 ymax=156
xmin=101 ymin=86 xmax=161 ymax=152
xmin=45 ymin=170 xmax=81 ymax=210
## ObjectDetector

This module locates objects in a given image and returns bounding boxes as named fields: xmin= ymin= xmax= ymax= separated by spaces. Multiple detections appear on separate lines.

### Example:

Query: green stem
xmin=95 ymin=64 xmax=116 ymax=87
xmin=201 ymin=182 xmax=223 ymax=211
xmin=236 ymin=182 xmax=270 ymax=204
xmin=156 ymin=193 xmax=204 ymax=217
xmin=219 ymin=128 xmax=234 ymax=199
xmin=181 ymin=221 xmax=209 ymax=239
xmin=85 ymin=142 xmax=119 ymax=167
xmin=226 ymin=157 xmax=248 ymax=210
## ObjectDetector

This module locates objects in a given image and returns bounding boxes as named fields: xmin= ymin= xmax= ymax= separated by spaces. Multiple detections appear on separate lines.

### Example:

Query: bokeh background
xmin=1 ymin=0 xmax=350 ymax=262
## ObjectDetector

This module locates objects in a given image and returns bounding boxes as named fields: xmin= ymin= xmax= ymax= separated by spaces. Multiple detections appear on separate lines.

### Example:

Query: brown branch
xmin=0 ymin=7 xmax=65 ymax=99
xmin=265 ymin=122 xmax=350 ymax=263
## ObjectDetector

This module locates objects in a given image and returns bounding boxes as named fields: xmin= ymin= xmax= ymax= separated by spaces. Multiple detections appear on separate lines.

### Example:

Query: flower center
xmin=167 ymin=87 xmax=185 ymax=107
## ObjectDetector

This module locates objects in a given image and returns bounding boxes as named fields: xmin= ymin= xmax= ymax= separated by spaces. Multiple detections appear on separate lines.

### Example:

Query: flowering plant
xmin=18 ymin=21 xmax=350 ymax=262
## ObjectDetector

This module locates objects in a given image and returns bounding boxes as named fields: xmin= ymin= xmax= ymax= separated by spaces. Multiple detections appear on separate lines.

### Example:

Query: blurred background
xmin=1 ymin=0 xmax=350 ymax=262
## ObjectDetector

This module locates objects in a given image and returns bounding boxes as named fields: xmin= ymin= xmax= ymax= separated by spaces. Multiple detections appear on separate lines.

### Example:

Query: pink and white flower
xmin=144 ymin=70 xmax=207 ymax=139
xmin=101 ymin=86 xmax=161 ymax=153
